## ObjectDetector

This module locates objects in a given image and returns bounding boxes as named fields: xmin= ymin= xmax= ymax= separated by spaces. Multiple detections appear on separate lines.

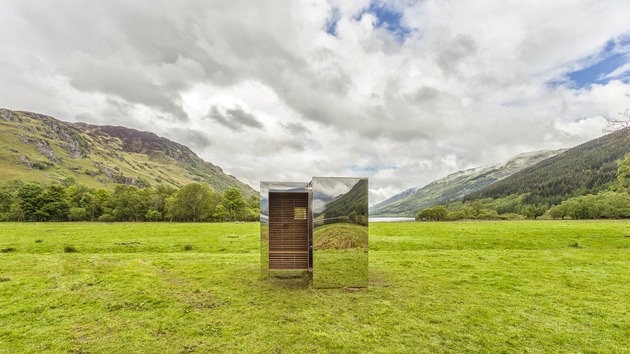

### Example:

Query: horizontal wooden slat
xmin=268 ymin=192 xmax=309 ymax=270
xmin=269 ymin=251 xmax=309 ymax=269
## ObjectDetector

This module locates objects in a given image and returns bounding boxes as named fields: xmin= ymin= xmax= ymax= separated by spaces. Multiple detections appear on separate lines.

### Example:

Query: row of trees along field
xmin=416 ymin=152 xmax=630 ymax=221
xmin=0 ymin=181 xmax=260 ymax=222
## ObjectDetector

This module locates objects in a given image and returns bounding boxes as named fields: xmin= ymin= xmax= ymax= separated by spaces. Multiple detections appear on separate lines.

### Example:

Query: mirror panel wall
xmin=311 ymin=177 xmax=368 ymax=288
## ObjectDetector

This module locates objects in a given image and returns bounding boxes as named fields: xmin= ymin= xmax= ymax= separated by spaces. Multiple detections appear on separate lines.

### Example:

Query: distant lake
xmin=369 ymin=217 xmax=415 ymax=223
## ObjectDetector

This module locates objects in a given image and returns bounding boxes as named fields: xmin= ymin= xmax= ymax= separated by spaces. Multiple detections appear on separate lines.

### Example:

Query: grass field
xmin=1 ymin=221 xmax=629 ymax=353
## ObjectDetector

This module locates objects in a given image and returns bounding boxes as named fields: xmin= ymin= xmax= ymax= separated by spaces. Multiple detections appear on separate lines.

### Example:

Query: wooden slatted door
xmin=268 ymin=192 xmax=309 ymax=270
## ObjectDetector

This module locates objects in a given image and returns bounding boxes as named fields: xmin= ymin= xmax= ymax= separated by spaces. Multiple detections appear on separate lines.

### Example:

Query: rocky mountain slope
xmin=370 ymin=149 xmax=565 ymax=217
xmin=0 ymin=108 xmax=255 ymax=196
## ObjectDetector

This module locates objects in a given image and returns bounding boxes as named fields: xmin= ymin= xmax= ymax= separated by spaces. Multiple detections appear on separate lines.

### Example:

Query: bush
xmin=416 ymin=205 xmax=448 ymax=221
xmin=497 ymin=213 xmax=523 ymax=220
xmin=447 ymin=211 xmax=467 ymax=220
xmin=548 ymin=203 xmax=570 ymax=219
xmin=184 ymin=244 xmax=194 ymax=251
xmin=145 ymin=209 xmax=162 ymax=221
xmin=98 ymin=214 xmax=116 ymax=222
xmin=68 ymin=207 xmax=89 ymax=221
xmin=522 ymin=204 xmax=548 ymax=219
xmin=64 ymin=245 xmax=78 ymax=253
xmin=477 ymin=209 xmax=499 ymax=220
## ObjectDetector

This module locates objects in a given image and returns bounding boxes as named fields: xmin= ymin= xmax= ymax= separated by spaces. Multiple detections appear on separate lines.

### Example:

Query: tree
xmin=618 ymin=152 xmax=630 ymax=190
xmin=88 ymin=189 xmax=110 ymax=220
xmin=16 ymin=183 xmax=46 ymax=221
xmin=15 ymin=183 xmax=71 ymax=221
xmin=566 ymin=198 xmax=591 ymax=219
xmin=66 ymin=184 xmax=92 ymax=207
xmin=40 ymin=184 xmax=70 ymax=221
xmin=246 ymin=194 xmax=260 ymax=209
xmin=242 ymin=194 xmax=261 ymax=222
xmin=416 ymin=205 xmax=448 ymax=221
xmin=107 ymin=185 xmax=148 ymax=221
xmin=447 ymin=210 xmax=467 ymax=220
xmin=145 ymin=209 xmax=162 ymax=221
xmin=212 ymin=204 xmax=230 ymax=222
xmin=522 ymin=204 xmax=547 ymax=219
xmin=219 ymin=188 xmax=246 ymax=221
xmin=165 ymin=183 xmax=219 ymax=221
xmin=68 ymin=207 xmax=89 ymax=221
xmin=605 ymin=108 xmax=630 ymax=137
xmin=598 ymin=191 xmax=630 ymax=218
xmin=548 ymin=203 xmax=569 ymax=219
xmin=0 ymin=187 xmax=14 ymax=221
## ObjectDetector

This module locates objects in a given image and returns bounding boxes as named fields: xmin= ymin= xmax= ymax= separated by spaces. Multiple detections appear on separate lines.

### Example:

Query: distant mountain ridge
xmin=370 ymin=149 xmax=566 ymax=217
xmin=465 ymin=127 xmax=630 ymax=205
xmin=0 ymin=108 xmax=255 ymax=196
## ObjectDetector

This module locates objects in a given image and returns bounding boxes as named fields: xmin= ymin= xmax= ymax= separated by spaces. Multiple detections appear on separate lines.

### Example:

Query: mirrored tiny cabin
xmin=260 ymin=177 xmax=368 ymax=288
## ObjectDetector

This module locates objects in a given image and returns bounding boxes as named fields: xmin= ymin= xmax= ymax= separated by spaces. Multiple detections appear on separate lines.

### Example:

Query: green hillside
xmin=317 ymin=179 xmax=368 ymax=225
xmin=465 ymin=127 xmax=630 ymax=205
xmin=371 ymin=150 xmax=563 ymax=217
xmin=0 ymin=108 xmax=255 ymax=196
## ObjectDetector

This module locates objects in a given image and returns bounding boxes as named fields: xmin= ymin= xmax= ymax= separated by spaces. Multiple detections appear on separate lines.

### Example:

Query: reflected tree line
xmin=317 ymin=179 xmax=369 ymax=226
xmin=319 ymin=204 xmax=368 ymax=226
xmin=0 ymin=181 xmax=260 ymax=222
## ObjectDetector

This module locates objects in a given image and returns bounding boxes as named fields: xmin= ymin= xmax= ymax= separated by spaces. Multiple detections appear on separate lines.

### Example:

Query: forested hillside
xmin=317 ymin=179 xmax=368 ymax=225
xmin=414 ymin=130 xmax=630 ymax=221
xmin=465 ymin=127 xmax=630 ymax=205
xmin=414 ymin=151 xmax=630 ymax=221
xmin=371 ymin=149 xmax=563 ymax=217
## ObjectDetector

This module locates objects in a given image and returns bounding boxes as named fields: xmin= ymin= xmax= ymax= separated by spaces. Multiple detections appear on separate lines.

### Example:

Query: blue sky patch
xmin=356 ymin=1 xmax=413 ymax=42
xmin=325 ymin=7 xmax=341 ymax=37
xmin=564 ymin=38 xmax=630 ymax=88
xmin=346 ymin=164 xmax=397 ymax=174
xmin=327 ymin=1 xmax=414 ymax=42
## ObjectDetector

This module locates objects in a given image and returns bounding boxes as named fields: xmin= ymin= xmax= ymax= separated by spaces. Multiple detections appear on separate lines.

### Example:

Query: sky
xmin=1 ymin=0 xmax=630 ymax=205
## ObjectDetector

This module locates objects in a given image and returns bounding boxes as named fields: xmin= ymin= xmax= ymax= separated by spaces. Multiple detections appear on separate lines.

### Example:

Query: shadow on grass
xmin=265 ymin=271 xmax=311 ymax=289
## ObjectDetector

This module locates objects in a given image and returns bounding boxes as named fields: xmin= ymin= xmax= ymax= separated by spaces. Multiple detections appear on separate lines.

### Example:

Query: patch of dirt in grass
xmin=185 ymin=289 xmax=224 ymax=310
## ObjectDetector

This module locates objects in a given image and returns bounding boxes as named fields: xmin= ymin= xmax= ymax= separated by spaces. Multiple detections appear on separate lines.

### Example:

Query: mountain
xmin=0 ymin=108 xmax=255 ymax=196
xmin=317 ymin=179 xmax=369 ymax=220
xmin=464 ymin=127 xmax=630 ymax=205
xmin=370 ymin=149 xmax=565 ymax=217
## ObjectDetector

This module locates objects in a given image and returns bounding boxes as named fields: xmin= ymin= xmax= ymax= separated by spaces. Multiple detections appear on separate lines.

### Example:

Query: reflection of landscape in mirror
xmin=260 ymin=182 xmax=269 ymax=276
xmin=312 ymin=177 xmax=368 ymax=288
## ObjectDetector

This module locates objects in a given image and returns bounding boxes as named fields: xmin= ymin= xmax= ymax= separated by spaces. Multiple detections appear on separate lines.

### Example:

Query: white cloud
xmin=1 ymin=0 xmax=630 ymax=204
xmin=554 ymin=116 xmax=609 ymax=138
xmin=603 ymin=61 xmax=630 ymax=80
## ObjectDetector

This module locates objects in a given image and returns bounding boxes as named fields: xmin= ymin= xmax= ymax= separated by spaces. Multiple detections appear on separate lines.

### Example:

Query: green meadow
xmin=1 ymin=221 xmax=629 ymax=353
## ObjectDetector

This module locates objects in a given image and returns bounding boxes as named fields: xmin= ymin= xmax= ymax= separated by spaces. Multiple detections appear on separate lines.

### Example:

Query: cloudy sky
xmin=2 ymin=1 xmax=630 ymax=204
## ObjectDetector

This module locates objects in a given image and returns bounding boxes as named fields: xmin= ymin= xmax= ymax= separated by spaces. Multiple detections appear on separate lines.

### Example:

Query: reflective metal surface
xmin=261 ymin=178 xmax=369 ymax=287
xmin=311 ymin=177 xmax=368 ymax=288
xmin=260 ymin=181 xmax=310 ymax=276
